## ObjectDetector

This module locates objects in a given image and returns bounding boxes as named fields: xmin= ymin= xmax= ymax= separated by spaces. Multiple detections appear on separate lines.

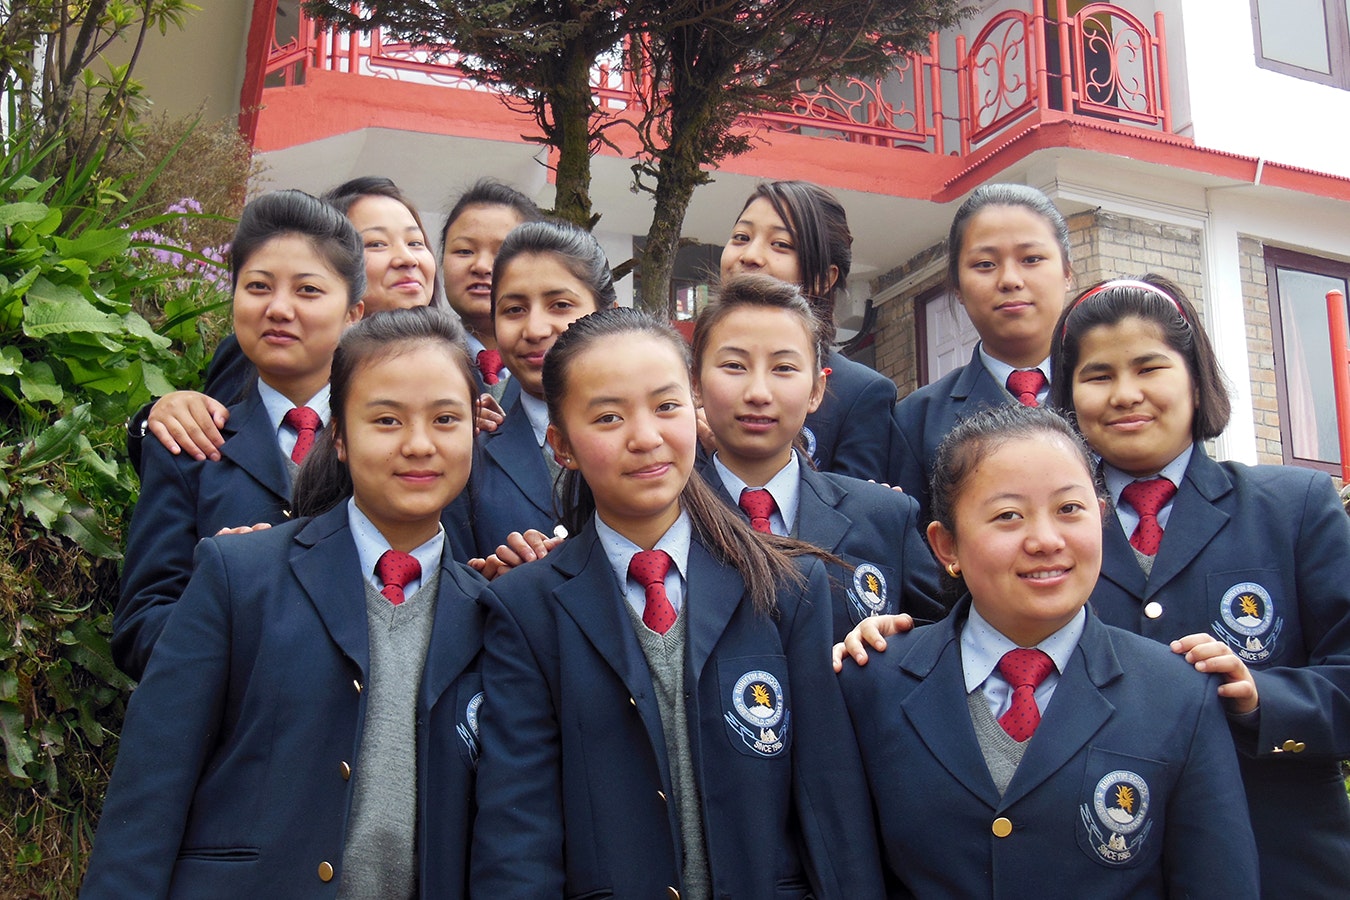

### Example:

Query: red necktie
xmin=376 ymin=549 xmax=421 ymax=606
xmin=476 ymin=349 xmax=503 ymax=387
xmin=1120 ymin=478 xmax=1177 ymax=556
xmin=629 ymin=549 xmax=676 ymax=635
xmin=283 ymin=406 xmax=322 ymax=464
xmin=997 ymin=648 xmax=1056 ymax=741
xmin=1006 ymin=369 xmax=1047 ymax=407
xmin=738 ymin=488 xmax=778 ymax=535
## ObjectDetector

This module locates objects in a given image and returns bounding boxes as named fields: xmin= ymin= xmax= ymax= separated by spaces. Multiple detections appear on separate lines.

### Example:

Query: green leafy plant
xmin=0 ymin=127 xmax=227 ymax=895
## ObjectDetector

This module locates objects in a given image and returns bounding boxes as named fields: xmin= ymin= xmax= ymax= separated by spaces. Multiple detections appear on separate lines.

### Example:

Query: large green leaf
xmin=19 ymin=360 xmax=63 ymax=404
xmin=0 ymin=202 xmax=49 ymax=227
xmin=53 ymin=228 xmax=131 ymax=267
xmin=20 ymin=482 xmax=68 ymax=529
xmin=23 ymin=281 xmax=124 ymax=337
xmin=0 ymin=702 xmax=34 ymax=780
xmin=54 ymin=507 xmax=122 ymax=560
xmin=0 ymin=345 xmax=20 ymax=376
xmin=17 ymin=405 xmax=91 ymax=471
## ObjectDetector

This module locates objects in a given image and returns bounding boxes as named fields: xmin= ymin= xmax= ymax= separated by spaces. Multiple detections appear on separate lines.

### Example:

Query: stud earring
xmin=946 ymin=562 xmax=960 ymax=578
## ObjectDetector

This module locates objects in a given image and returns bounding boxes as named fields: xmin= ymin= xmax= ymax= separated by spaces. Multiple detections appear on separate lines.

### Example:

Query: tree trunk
xmin=637 ymin=151 xmax=701 ymax=316
xmin=548 ymin=40 xmax=597 ymax=229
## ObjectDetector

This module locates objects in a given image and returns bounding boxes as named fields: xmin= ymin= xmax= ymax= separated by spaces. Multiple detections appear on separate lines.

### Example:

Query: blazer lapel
xmin=952 ymin=347 xmax=1008 ymax=406
xmin=290 ymin=506 xmax=371 ymax=676
xmin=795 ymin=465 xmax=851 ymax=552
xmin=1144 ymin=450 xmax=1232 ymax=597
xmin=420 ymin=561 xmax=486 ymax=713
xmin=899 ymin=618 xmax=1005 ymax=808
xmin=1000 ymin=614 xmax=1119 ymax=807
xmin=685 ymin=540 xmax=743 ymax=685
xmin=482 ymin=400 xmax=554 ymax=519
xmin=219 ymin=390 xmax=292 ymax=502
xmin=1098 ymin=514 xmax=1148 ymax=599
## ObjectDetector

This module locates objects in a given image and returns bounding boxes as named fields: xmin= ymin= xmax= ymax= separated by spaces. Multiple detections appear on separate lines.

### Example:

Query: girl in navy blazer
xmin=889 ymin=184 xmax=1074 ymax=524
xmin=438 ymin=178 xmax=541 ymax=403
xmin=470 ymin=307 xmax=885 ymax=899
xmin=721 ymin=180 xmax=896 ymax=481
xmin=1050 ymin=275 xmax=1350 ymax=897
xmin=114 ymin=191 xmax=366 ymax=680
xmin=85 ymin=307 xmax=489 ymax=898
xmin=839 ymin=405 xmax=1258 ymax=898
xmin=465 ymin=219 xmax=616 ymax=555
xmin=132 ymin=176 xmax=440 ymax=468
xmin=691 ymin=274 xmax=946 ymax=641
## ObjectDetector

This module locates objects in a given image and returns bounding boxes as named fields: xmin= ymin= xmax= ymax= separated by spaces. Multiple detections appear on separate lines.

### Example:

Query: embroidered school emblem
xmin=1214 ymin=582 xmax=1281 ymax=664
xmin=725 ymin=670 xmax=789 ymax=757
xmin=800 ymin=426 xmax=818 ymax=465
xmin=1080 ymin=770 xmax=1153 ymax=865
xmin=456 ymin=691 xmax=484 ymax=768
xmin=848 ymin=563 xmax=890 ymax=619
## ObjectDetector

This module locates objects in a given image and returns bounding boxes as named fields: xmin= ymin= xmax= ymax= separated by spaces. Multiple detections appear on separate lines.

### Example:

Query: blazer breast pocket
xmin=718 ymin=656 xmax=792 ymax=759
xmin=1206 ymin=567 xmax=1292 ymax=669
xmin=452 ymin=674 xmax=485 ymax=771
xmin=837 ymin=557 xmax=899 ymax=624
xmin=1075 ymin=747 xmax=1169 ymax=870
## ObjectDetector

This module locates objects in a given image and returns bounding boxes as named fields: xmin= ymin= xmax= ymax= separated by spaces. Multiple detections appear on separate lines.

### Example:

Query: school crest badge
xmin=724 ymin=670 xmax=789 ymax=758
xmin=456 ymin=690 xmax=484 ymax=768
xmin=848 ymin=563 xmax=890 ymax=619
xmin=1213 ymin=581 xmax=1281 ymax=664
xmin=1080 ymin=770 xmax=1153 ymax=865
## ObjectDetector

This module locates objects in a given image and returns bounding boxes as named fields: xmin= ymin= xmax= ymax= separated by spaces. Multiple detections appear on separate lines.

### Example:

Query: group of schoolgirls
xmin=80 ymin=176 xmax=1349 ymax=900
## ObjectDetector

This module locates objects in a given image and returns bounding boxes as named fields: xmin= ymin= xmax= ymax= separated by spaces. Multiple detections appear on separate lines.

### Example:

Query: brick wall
xmin=1239 ymin=235 xmax=1284 ymax=464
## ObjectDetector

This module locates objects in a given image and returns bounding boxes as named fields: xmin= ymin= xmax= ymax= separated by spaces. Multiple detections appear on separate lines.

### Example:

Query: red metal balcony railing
xmin=241 ymin=1 xmax=1176 ymax=158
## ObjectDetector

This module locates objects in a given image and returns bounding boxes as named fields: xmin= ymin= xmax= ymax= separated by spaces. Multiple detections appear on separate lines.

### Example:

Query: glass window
xmin=1257 ymin=0 xmax=1332 ymax=73
xmin=1252 ymin=0 xmax=1350 ymax=88
xmin=1266 ymin=248 xmax=1350 ymax=470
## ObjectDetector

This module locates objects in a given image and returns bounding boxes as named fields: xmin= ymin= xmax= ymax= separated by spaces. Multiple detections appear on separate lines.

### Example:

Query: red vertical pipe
xmin=929 ymin=31 xmax=945 ymax=156
xmin=1154 ymin=11 xmax=1171 ymax=131
xmin=1326 ymin=288 xmax=1350 ymax=481
xmin=238 ymin=0 xmax=280 ymax=144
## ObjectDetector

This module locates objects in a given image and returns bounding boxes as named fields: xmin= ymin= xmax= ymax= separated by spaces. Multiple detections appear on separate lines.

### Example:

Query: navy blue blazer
xmin=839 ymin=600 xmax=1259 ymax=899
xmin=470 ymin=521 xmax=886 ymax=900
xmin=84 ymin=505 xmax=487 ymax=899
xmin=888 ymin=348 xmax=1012 ymax=524
xmin=699 ymin=455 xmax=947 ymax=642
xmin=801 ymin=350 xmax=895 ymax=482
xmin=115 ymin=387 xmax=296 ymax=680
xmin=465 ymin=393 xmax=560 ymax=556
xmin=1090 ymin=447 xmax=1350 ymax=896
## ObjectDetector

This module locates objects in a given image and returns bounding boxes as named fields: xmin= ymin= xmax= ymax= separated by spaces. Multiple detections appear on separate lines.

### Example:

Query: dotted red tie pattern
xmin=283 ymin=406 xmax=322 ymax=464
xmin=738 ymin=488 xmax=778 ymax=535
xmin=1120 ymin=477 xmax=1177 ymax=556
xmin=476 ymin=349 xmax=503 ymax=387
xmin=997 ymin=648 xmax=1055 ymax=742
xmin=628 ymin=549 xmax=676 ymax=635
xmin=1005 ymin=369 xmax=1048 ymax=408
xmin=376 ymin=549 xmax=421 ymax=606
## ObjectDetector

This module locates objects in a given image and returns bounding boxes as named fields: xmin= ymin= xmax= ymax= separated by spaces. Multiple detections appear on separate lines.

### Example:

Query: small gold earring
xmin=946 ymin=562 xmax=960 ymax=578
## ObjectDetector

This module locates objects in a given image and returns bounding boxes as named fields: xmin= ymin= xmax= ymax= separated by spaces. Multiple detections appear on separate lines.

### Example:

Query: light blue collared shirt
xmin=518 ymin=391 xmax=550 ymax=447
xmin=978 ymin=343 xmax=1052 ymax=406
xmin=962 ymin=604 xmax=1085 ymax=721
xmin=347 ymin=497 xmax=445 ymax=599
xmin=596 ymin=511 xmax=691 ymax=621
xmin=711 ymin=452 xmax=801 ymax=537
xmin=1103 ymin=444 xmax=1193 ymax=538
xmin=257 ymin=380 xmax=331 ymax=461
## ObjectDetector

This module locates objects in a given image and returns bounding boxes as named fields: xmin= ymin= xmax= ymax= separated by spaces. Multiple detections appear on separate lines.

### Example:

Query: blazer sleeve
xmin=113 ymin=439 xmax=202 ymax=681
xmin=82 ymin=539 xmax=234 ymax=899
xmin=1162 ymin=674 xmax=1260 ymax=895
xmin=469 ymin=586 xmax=566 ymax=898
xmin=825 ymin=370 xmax=895 ymax=482
xmin=1248 ymin=472 xmax=1350 ymax=758
xmin=783 ymin=560 xmax=888 ymax=900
